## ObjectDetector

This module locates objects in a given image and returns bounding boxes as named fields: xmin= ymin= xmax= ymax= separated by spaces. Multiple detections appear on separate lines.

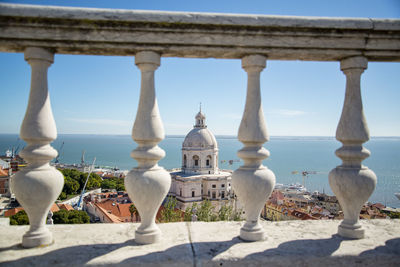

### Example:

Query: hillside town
xmin=1 ymin=110 xmax=399 ymax=224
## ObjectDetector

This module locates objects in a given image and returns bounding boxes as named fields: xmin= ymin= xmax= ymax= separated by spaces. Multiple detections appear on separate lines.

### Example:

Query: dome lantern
xmin=194 ymin=104 xmax=206 ymax=128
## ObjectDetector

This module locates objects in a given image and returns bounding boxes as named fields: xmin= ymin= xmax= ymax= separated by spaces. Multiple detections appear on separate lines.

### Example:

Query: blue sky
xmin=1 ymin=0 xmax=399 ymax=136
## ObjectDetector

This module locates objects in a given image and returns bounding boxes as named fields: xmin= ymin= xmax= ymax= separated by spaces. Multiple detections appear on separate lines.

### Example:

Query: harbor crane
xmin=10 ymin=137 xmax=21 ymax=157
xmin=75 ymin=157 xmax=96 ymax=210
xmin=291 ymin=170 xmax=321 ymax=189
xmin=81 ymin=150 xmax=86 ymax=166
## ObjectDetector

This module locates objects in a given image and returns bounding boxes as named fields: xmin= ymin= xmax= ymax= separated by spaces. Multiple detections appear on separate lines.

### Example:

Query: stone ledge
xmin=0 ymin=4 xmax=399 ymax=61
xmin=0 ymin=220 xmax=399 ymax=266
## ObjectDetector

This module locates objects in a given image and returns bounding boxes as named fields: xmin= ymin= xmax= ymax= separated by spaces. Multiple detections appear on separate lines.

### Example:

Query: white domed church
xmin=169 ymin=109 xmax=233 ymax=210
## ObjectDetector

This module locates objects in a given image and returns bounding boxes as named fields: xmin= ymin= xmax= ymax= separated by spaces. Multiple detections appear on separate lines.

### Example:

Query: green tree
xmin=218 ymin=204 xmax=233 ymax=221
xmin=63 ymin=176 xmax=80 ymax=195
xmin=197 ymin=200 xmax=214 ymax=222
xmin=129 ymin=203 xmax=138 ymax=222
xmin=61 ymin=169 xmax=81 ymax=182
xmin=100 ymin=177 xmax=125 ymax=191
xmin=9 ymin=210 xmax=29 ymax=225
xmin=60 ymin=168 xmax=102 ymax=193
xmin=53 ymin=210 xmax=90 ymax=224
xmin=101 ymin=179 xmax=117 ymax=189
xmin=115 ymin=179 xmax=125 ymax=191
xmin=233 ymin=208 xmax=244 ymax=221
xmin=387 ymin=211 xmax=400 ymax=219
xmin=83 ymin=173 xmax=102 ymax=190
xmin=160 ymin=196 xmax=181 ymax=222
xmin=58 ymin=191 xmax=67 ymax=200
xmin=184 ymin=203 xmax=198 ymax=222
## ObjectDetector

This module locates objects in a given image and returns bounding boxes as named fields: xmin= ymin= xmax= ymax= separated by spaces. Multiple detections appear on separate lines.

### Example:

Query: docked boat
xmin=274 ymin=183 xmax=307 ymax=194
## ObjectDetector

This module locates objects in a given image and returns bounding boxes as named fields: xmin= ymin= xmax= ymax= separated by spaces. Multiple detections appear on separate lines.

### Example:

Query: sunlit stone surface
xmin=0 ymin=220 xmax=399 ymax=266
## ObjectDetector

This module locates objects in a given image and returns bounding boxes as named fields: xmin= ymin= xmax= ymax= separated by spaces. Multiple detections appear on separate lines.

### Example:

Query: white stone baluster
xmin=125 ymin=51 xmax=171 ymax=244
xmin=329 ymin=56 xmax=377 ymax=239
xmin=232 ymin=55 xmax=276 ymax=241
xmin=10 ymin=47 xmax=64 ymax=248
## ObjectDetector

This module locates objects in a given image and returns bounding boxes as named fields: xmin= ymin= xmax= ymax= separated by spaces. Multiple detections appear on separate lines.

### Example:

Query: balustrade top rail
xmin=0 ymin=3 xmax=400 ymax=61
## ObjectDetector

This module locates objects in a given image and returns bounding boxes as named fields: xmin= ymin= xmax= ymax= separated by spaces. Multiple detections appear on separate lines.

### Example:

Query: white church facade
xmin=169 ymin=109 xmax=233 ymax=210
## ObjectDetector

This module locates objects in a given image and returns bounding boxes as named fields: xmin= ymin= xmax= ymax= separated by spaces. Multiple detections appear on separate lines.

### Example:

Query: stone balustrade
xmin=0 ymin=3 xmax=400 ymax=252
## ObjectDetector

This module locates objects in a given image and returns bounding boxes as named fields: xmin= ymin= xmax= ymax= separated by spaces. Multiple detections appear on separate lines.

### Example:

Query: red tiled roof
xmin=50 ymin=203 xmax=60 ymax=212
xmin=5 ymin=203 xmax=60 ymax=216
xmin=290 ymin=209 xmax=318 ymax=220
xmin=372 ymin=203 xmax=385 ymax=210
xmin=94 ymin=203 xmax=123 ymax=223
xmin=0 ymin=168 xmax=8 ymax=177
xmin=4 ymin=207 xmax=24 ymax=217
xmin=96 ymin=199 xmax=132 ymax=218
xmin=58 ymin=203 xmax=74 ymax=211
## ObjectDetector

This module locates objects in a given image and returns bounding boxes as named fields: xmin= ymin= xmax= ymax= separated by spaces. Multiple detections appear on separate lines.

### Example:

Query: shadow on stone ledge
xmin=232 ymin=236 xmax=400 ymax=267
xmin=1 ymin=240 xmax=137 ymax=267
xmin=1 ymin=236 xmax=399 ymax=266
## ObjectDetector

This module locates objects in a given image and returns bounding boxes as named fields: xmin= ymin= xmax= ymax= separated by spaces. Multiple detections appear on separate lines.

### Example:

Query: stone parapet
xmin=0 ymin=220 xmax=399 ymax=266
xmin=0 ymin=3 xmax=399 ymax=61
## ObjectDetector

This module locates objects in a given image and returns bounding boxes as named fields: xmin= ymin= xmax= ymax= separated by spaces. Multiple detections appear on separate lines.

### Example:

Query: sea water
xmin=1 ymin=134 xmax=399 ymax=208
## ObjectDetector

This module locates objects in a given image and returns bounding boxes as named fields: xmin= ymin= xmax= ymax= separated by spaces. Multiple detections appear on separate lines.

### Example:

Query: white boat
xmin=274 ymin=183 xmax=285 ymax=190
xmin=285 ymin=183 xmax=307 ymax=193
xmin=274 ymin=183 xmax=307 ymax=193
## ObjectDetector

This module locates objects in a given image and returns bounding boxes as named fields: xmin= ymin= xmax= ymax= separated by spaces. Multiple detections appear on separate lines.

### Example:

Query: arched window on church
xmin=206 ymin=155 xmax=212 ymax=167
xmin=193 ymin=155 xmax=199 ymax=167
xmin=183 ymin=154 xmax=187 ymax=167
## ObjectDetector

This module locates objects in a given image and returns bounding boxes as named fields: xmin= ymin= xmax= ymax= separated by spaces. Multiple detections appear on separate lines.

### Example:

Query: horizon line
xmin=1 ymin=133 xmax=400 ymax=138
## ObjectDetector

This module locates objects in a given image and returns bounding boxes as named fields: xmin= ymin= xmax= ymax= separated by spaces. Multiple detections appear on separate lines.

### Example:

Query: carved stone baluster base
xmin=10 ymin=47 xmax=64 ymax=248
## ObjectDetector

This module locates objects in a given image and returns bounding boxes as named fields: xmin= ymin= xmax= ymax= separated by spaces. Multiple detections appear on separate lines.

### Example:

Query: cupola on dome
xmin=182 ymin=110 xmax=217 ymax=149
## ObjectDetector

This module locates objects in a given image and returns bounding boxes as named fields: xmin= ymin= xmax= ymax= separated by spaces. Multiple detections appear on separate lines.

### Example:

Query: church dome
xmin=183 ymin=128 xmax=218 ymax=149
xmin=183 ymin=107 xmax=217 ymax=149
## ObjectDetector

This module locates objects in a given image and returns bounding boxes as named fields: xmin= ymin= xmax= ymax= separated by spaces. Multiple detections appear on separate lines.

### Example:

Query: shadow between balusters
xmin=0 ymin=240 xmax=137 ymax=267
xmin=360 ymin=237 xmax=400 ymax=257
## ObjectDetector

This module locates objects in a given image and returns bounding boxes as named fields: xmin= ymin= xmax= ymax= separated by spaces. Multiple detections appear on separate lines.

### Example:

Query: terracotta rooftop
xmin=96 ymin=199 xmax=132 ymax=218
xmin=94 ymin=203 xmax=123 ymax=223
xmin=0 ymin=168 xmax=9 ymax=177
xmin=58 ymin=203 xmax=74 ymax=211
xmin=50 ymin=203 xmax=60 ymax=213
xmin=4 ymin=207 xmax=24 ymax=217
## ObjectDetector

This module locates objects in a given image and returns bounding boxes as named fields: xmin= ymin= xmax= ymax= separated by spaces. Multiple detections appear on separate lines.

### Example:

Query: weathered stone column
xmin=329 ymin=56 xmax=377 ymax=239
xmin=10 ymin=47 xmax=64 ymax=248
xmin=232 ymin=55 xmax=276 ymax=241
xmin=125 ymin=51 xmax=171 ymax=244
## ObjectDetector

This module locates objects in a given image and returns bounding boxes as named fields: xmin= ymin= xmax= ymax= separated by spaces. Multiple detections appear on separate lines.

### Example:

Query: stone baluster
xmin=232 ymin=55 xmax=276 ymax=241
xmin=10 ymin=47 xmax=64 ymax=248
xmin=125 ymin=51 xmax=171 ymax=244
xmin=329 ymin=56 xmax=377 ymax=239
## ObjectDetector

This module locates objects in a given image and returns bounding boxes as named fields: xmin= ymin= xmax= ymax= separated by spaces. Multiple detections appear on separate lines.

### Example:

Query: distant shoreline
xmin=1 ymin=133 xmax=399 ymax=140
